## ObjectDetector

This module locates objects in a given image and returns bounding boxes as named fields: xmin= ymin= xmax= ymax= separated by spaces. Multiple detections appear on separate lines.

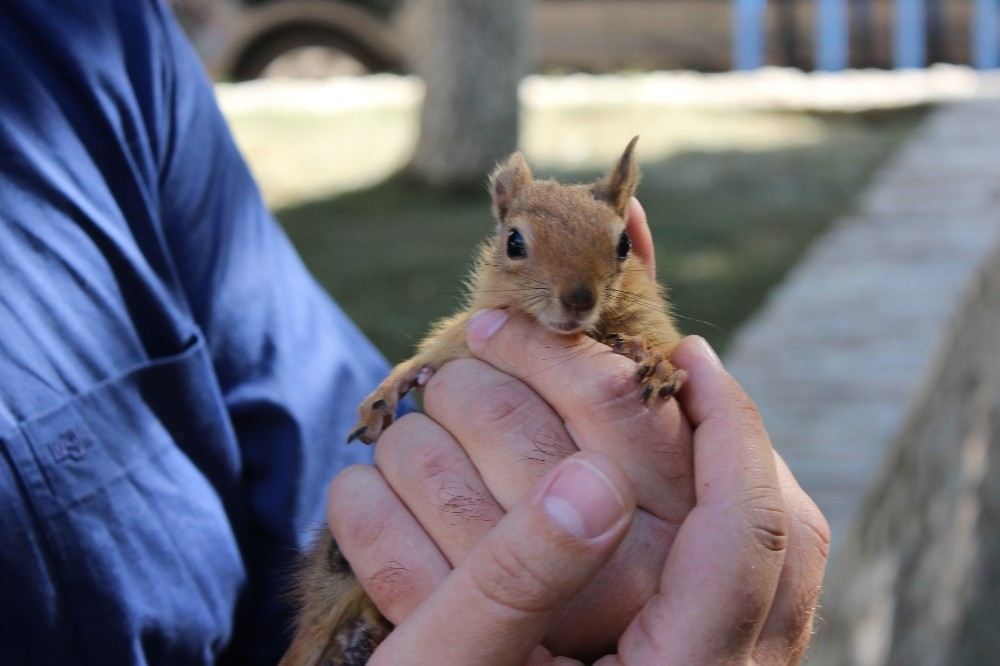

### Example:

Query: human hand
xmin=594 ymin=336 xmax=831 ymax=664
xmin=328 ymin=336 xmax=828 ymax=664
xmin=327 ymin=321 xmax=694 ymax=658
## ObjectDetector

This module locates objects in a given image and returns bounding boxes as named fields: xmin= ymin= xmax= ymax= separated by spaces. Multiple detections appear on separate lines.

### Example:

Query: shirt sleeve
xmin=149 ymin=4 xmax=388 ymax=658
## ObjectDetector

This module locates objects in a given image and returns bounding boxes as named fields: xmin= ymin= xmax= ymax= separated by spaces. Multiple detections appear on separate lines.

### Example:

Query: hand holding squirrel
xmin=284 ymin=138 xmax=696 ymax=664
xmin=323 ymin=335 xmax=830 ymax=664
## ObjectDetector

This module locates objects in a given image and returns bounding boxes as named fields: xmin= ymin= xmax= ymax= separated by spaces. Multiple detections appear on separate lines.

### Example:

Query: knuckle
xmin=468 ymin=540 xmax=561 ymax=615
xmin=407 ymin=438 xmax=462 ymax=483
xmin=742 ymin=487 xmax=789 ymax=554
xmin=437 ymin=477 xmax=493 ymax=524
xmin=327 ymin=469 xmax=395 ymax=550
xmin=375 ymin=412 xmax=431 ymax=459
xmin=376 ymin=413 xmax=458 ymax=482
xmin=421 ymin=358 xmax=476 ymax=410
xmin=522 ymin=420 xmax=576 ymax=464
xmin=470 ymin=379 xmax=536 ymax=428
xmin=423 ymin=358 xmax=491 ymax=414
xmin=797 ymin=501 xmax=832 ymax=561
xmin=365 ymin=559 xmax=418 ymax=617
xmin=326 ymin=465 xmax=377 ymax=523
xmin=343 ymin=503 xmax=391 ymax=550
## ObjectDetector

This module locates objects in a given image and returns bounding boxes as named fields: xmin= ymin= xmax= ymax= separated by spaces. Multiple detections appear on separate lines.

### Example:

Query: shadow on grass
xmin=276 ymin=106 xmax=930 ymax=363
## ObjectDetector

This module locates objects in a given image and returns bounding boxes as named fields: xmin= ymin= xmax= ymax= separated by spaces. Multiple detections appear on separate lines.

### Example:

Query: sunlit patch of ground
xmin=219 ymin=74 xmax=932 ymax=361
xmin=220 ymin=68 xmax=979 ymax=208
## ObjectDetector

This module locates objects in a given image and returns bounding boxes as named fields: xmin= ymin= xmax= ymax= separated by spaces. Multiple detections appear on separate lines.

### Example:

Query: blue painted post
xmin=973 ymin=0 xmax=1000 ymax=69
xmin=815 ymin=0 xmax=850 ymax=70
xmin=733 ymin=0 xmax=767 ymax=70
xmin=894 ymin=0 xmax=926 ymax=68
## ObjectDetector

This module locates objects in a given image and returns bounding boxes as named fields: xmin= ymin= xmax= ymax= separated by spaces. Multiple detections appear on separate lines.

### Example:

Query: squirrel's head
xmin=485 ymin=136 xmax=641 ymax=335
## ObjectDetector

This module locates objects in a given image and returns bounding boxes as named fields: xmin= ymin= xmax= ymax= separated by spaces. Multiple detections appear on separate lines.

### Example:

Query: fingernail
xmin=543 ymin=459 xmax=625 ymax=539
xmin=691 ymin=335 xmax=722 ymax=369
xmin=467 ymin=309 xmax=509 ymax=343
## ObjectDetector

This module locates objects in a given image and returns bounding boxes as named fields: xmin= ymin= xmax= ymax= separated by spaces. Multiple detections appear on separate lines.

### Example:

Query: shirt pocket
xmin=3 ymin=334 xmax=246 ymax=665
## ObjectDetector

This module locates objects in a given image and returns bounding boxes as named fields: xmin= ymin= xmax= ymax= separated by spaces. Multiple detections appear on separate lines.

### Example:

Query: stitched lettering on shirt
xmin=49 ymin=430 xmax=94 ymax=463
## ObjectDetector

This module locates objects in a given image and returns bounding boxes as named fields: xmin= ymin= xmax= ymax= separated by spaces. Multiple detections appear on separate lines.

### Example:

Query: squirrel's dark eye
xmin=616 ymin=231 xmax=631 ymax=260
xmin=507 ymin=228 xmax=527 ymax=259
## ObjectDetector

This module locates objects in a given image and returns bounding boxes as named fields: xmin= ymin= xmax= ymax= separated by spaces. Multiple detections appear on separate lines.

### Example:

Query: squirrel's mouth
xmin=544 ymin=318 xmax=587 ymax=335
xmin=538 ymin=309 xmax=596 ymax=336
xmin=552 ymin=320 xmax=581 ymax=332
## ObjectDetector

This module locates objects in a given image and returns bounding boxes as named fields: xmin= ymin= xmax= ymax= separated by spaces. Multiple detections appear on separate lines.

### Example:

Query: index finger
xmin=466 ymin=311 xmax=693 ymax=523
xmin=371 ymin=453 xmax=635 ymax=666
xmin=613 ymin=336 xmax=788 ymax=664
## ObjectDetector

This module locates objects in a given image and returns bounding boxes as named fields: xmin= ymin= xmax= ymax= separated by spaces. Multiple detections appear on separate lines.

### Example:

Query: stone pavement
xmin=724 ymin=97 xmax=1000 ymax=546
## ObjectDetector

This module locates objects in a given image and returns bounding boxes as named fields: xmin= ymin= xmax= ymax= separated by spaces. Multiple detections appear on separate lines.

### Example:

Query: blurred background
xmin=173 ymin=1 xmax=1000 ymax=663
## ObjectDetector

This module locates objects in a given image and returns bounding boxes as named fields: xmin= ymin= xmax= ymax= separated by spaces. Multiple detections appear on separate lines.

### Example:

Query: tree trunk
xmin=401 ymin=0 xmax=529 ymax=189
xmin=850 ymin=0 xmax=875 ymax=68
xmin=776 ymin=0 xmax=801 ymax=69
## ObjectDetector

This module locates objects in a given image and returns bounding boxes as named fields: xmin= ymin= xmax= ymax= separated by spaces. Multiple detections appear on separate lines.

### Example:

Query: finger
xmin=374 ymin=412 xmax=505 ymax=564
xmin=543 ymin=509 xmax=677 ymax=658
xmin=466 ymin=310 xmax=694 ymax=523
xmin=754 ymin=452 xmax=830 ymax=664
xmin=327 ymin=465 xmax=451 ymax=625
xmin=626 ymin=197 xmax=656 ymax=278
xmin=423 ymin=359 xmax=673 ymax=657
xmin=422 ymin=358 xmax=577 ymax=509
xmin=615 ymin=336 xmax=787 ymax=664
xmin=371 ymin=452 xmax=635 ymax=666
xmin=671 ymin=336 xmax=778 ymax=508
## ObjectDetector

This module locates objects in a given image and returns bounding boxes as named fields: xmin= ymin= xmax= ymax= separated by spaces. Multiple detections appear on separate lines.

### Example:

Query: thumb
xmin=371 ymin=452 xmax=635 ymax=666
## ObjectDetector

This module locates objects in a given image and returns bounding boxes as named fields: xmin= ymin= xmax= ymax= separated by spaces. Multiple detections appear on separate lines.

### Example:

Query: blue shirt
xmin=0 ymin=1 xmax=388 ymax=663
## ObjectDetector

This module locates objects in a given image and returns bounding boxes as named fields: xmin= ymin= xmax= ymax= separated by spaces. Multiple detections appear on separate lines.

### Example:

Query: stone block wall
xmin=811 ymin=245 xmax=1000 ymax=665
xmin=723 ymin=97 xmax=1000 ymax=664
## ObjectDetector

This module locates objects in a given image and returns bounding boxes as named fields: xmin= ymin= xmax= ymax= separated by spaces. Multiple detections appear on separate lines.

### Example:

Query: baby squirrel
xmin=283 ymin=137 xmax=685 ymax=665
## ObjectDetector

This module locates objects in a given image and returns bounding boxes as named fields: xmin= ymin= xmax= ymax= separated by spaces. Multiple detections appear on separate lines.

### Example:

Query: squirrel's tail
xmin=281 ymin=531 xmax=391 ymax=666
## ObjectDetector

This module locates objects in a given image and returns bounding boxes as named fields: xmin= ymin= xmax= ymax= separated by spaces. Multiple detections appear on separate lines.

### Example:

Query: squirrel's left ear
xmin=593 ymin=136 xmax=640 ymax=218
xmin=489 ymin=152 xmax=533 ymax=223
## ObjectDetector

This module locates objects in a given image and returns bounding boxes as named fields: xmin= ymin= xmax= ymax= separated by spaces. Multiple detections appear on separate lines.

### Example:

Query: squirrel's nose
xmin=560 ymin=285 xmax=595 ymax=315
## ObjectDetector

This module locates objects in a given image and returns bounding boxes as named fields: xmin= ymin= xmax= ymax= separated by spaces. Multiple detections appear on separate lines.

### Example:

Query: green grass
xmin=274 ymin=106 xmax=929 ymax=362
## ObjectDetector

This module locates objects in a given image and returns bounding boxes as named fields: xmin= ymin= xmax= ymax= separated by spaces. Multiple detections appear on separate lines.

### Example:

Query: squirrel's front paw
xmin=636 ymin=353 xmax=687 ymax=401
xmin=347 ymin=364 xmax=427 ymax=444
xmin=603 ymin=332 xmax=646 ymax=361
xmin=347 ymin=395 xmax=397 ymax=445
xmin=604 ymin=333 xmax=686 ymax=402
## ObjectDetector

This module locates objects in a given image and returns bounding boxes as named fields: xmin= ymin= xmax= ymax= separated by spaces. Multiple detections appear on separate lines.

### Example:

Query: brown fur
xmin=283 ymin=137 xmax=684 ymax=664
xmin=281 ymin=531 xmax=389 ymax=666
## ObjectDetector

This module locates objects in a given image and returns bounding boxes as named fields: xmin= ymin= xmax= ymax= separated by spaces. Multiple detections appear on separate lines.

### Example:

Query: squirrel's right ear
xmin=489 ymin=152 xmax=533 ymax=222
xmin=592 ymin=136 xmax=640 ymax=218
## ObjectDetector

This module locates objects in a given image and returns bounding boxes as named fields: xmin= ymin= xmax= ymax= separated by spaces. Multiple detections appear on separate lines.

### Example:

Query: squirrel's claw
xmin=640 ymin=362 xmax=686 ymax=403
xmin=348 ymin=364 xmax=426 ymax=445
xmin=347 ymin=398 xmax=393 ymax=445
xmin=603 ymin=331 xmax=685 ymax=403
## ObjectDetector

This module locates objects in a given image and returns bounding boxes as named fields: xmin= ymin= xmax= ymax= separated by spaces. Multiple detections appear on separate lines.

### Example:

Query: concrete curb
xmin=724 ymin=98 xmax=1000 ymax=545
